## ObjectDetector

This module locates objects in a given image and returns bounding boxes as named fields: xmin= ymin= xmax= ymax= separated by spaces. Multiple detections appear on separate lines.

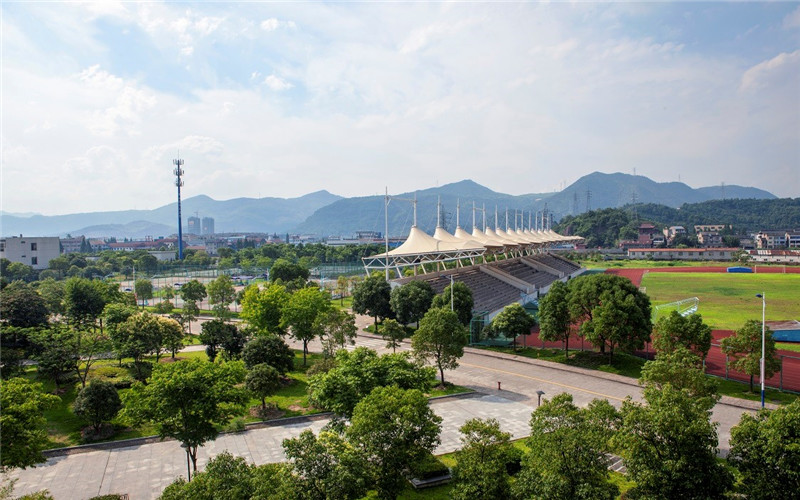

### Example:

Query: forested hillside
xmin=555 ymin=198 xmax=800 ymax=248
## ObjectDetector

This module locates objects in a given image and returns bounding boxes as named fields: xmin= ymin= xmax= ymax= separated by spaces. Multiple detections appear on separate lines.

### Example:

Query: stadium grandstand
xmin=362 ymin=197 xmax=585 ymax=320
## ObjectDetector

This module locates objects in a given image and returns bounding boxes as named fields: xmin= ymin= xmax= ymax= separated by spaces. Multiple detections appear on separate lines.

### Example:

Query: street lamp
xmin=756 ymin=293 xmax=766 ymax=408
xmin=536 ymin=390 xmax=545 ymax=407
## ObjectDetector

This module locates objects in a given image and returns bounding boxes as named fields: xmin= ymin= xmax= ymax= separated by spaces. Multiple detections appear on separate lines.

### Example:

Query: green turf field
xmin=641 ymin=272 xmax=800 ymax=330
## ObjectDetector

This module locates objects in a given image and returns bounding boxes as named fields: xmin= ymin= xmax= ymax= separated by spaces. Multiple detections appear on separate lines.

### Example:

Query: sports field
xmin=641 ymin=272 xmax=800 ymax=331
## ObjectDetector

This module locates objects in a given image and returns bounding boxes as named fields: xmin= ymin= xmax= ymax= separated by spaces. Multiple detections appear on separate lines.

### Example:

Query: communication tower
xmin=173 ymin=157 xmax=185 ymax=260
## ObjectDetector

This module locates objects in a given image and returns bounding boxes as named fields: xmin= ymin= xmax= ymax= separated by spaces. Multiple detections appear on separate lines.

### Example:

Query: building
xmin=187 ymin=216 xmax=201 ymax=235
xmin=202 ymin=217 xmax=215 ymax=235
xmin=755 ymin=230 xmax=788 ymax=249
xmin=748 ymin=249 xmax=800 ymax=264
xmin=627 ymin=247 xmax=738 ymax=261
xmin=694 ymin=224 xmax=726 ymax=233
xmin=60 ymin=236 xmax=87 ymax=254
xmin=0 ymin=236 xmax=60 ymax=270
xmin=697 ymin=232 xmax=723 ymax=247
xmin=786 ymin=231 xmax=800 ymax=248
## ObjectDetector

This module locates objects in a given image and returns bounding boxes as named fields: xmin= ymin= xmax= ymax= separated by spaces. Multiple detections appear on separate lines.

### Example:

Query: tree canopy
xmin=240 ymin=283 xmax=290 ymax=335
xmin=538 ymin=279 xmax=573 ymax=357
xmin=488 ymin=302 xmax=536 ymax=350
xmin=0 ymin=377 xmax=60 ymax=470
xmin=122 ymin=359 xmax=248 ymax=473
xmin=652 ymin=310 xmax=712 ymax=358
xmin=352 ymin=275 xmax=393 ymax=332
xmin=412 ymin=307 xmax=468 ymax=385
xmin=390 ymin=280 xmax=434 ymax=326
xmin=281 ymin=287 xmax=331 ymax=365
xmin=430 ymin=281 xmax=473 ymax=326
xmin=720 ymin=320 xmax=781 ymax=393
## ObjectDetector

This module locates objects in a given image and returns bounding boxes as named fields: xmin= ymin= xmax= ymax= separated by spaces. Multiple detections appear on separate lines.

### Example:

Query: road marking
xmin=460 ymin=361 xmax=626 ymax=402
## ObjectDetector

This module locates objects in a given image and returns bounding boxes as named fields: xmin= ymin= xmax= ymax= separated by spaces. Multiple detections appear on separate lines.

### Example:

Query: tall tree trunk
xmin=750 ymin=374 xmax=754 ymax=393
xmin=565 ymin=336 xmax=569 ymax=360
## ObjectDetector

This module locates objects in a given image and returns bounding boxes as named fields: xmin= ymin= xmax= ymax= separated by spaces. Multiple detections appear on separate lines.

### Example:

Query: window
xmin=31 ymin=256 xmax=38 ymax=265
xmin=31 ymin=242 xmax=37 ymax=251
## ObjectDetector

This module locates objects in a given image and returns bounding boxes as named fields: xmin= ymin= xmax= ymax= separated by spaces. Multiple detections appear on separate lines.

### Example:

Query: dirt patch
xmin=159 ymin=356 xmax=184 ymax=363
xmin=287 ymin=405 xmax=307 ymax=412
xmin=249 ymin=405 xmax=285 ymax=420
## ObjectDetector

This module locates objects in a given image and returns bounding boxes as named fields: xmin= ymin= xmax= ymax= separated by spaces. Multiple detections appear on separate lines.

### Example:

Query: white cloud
xmin=740 ymin=50 xmax=800 ymax=91
xmin=263 ymin=74 xmax=293 ymax=91
xmin=260 ymin=18 xmax=296 ymax=31
xmin=783 ymin=6 xmax=800 ymax=29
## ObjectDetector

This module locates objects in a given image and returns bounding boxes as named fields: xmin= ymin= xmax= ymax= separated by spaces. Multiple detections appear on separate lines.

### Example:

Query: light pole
xmin=756 ymin=293 xmax=766 ymax=408
xmin=536 ymin=390 xmax=545 ymax=407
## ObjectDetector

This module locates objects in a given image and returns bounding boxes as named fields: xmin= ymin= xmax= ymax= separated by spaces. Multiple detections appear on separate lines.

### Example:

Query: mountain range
xmin=0 ymin=172 xmax=775 ymax=239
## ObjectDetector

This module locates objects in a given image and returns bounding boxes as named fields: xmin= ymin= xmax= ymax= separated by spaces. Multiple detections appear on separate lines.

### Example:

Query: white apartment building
xmin=0 ymin=236 xmax=60 ymax=270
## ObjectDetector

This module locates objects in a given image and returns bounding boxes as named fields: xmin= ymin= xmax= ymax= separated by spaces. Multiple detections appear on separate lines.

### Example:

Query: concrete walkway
xmin=7 ymin=394 xmax=532 ymax=500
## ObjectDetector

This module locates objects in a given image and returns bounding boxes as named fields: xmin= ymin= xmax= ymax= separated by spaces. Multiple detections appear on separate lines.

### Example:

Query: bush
xmin=73 ymin=381 xmax=122 ymax=433
xmin=410 ymin=452 xmax=450 ymax=480
xmin=306 ymin=357 xmax=337 ymax=376
xmin=241 ymin=335 xmax=294 ymax=374
xmin=225 ymin=417 xmax=246 ymax=433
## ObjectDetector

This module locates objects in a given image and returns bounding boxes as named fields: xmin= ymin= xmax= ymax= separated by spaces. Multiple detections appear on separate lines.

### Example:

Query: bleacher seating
xmin=395 ymin=252 xmax=580 ymax=315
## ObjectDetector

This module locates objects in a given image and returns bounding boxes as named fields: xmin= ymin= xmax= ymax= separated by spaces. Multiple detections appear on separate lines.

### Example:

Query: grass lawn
xmin=642 ymin=272 xmax=800 ymax=330
xmin=777 ymin=342 xmax=800 ymax=353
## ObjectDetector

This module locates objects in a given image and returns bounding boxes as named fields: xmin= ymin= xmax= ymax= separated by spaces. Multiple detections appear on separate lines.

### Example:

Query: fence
xmin=705 ymin=342 xmax=800 ymax=393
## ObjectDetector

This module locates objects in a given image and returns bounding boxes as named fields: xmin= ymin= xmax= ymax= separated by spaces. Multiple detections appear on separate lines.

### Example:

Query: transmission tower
xmin=585 ymin=189 xmax=592 ymax=212
xmin=173 ymin=157 xmax=185 ymax=260
xmin=572 ymin=192 xmax=579 ymax=214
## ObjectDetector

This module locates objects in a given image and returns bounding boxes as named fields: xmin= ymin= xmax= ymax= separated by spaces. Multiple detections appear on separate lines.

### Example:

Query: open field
xmin=641 ymin=272 xmax=800 ymax=330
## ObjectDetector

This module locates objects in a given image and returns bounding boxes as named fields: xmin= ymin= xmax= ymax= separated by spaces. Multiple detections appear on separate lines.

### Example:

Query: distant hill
xmin=0 ymin=191 xmax=342 ymax=238
xmin=293 ymin=174 xmax=775 ymax=237
xmin=1 ymin=172 xmax=776 ymax=239
xmin=293 ymin=180 xmax=555 ymax=237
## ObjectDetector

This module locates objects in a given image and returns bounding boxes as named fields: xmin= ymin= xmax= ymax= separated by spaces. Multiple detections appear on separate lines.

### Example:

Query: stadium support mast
xmin=173 ymin=157 xmax=185 ymax=260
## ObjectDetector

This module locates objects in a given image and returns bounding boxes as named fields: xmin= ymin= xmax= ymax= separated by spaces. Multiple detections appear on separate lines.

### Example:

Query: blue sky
xmin=2 ymin=2 xmax=798 ymax=215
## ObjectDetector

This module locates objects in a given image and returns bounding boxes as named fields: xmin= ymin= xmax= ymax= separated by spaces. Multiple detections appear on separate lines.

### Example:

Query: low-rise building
xmin=60 ymin=236 xmax=87 ymax=254
xmin=697 ymin=232 xmax=723 ymax=247
xmin=627 ymin=247 xmax=738 ymax=261
xmin=0 ymin=235 xmax=60 ymax=269
xmin=755 ymin=230 xmax=787 ymax=249
xmin=694 ymin=224 xmax=726 ymax=233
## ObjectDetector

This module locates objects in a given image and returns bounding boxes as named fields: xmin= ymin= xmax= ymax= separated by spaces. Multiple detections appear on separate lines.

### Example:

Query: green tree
xmin=640 ymin=346 xmax=719 ymax=399
xmin=315 ymin=308 xmax=357 ymax=358
xmin=412 ymin=307 xmax=467 ymax=385
xmin=179 ymin=280 xmax=207 ymax=308
xmin=206 ymin=275 xmax=236 ymax=320
xmin=134 ymin=279 xmax=153 ymax=310
xmin=159 ymin=451 xmax=298 ymax=499
xmin=0 ymin=283 xmax=49 ymax=328
xmin=451 ymin=418 xmax=515 ymax=500
xmin=346 ymin=386 xmax=442 ymax=500
xmin=35 ymin=278 xmax=66 ymax=316
xmin=430 ymin=281 xmax=473 ymax=326
xmin=381 ymin=318 xmax=406 ymax=353
xmin=538 ymin=280 xmax=573 ymax=357
xmin=112 ymin=312 xmax=162 ymax=378
xmin=240 ymin=283 xmax=290 ymax=335
xmin=283 ymin=430 xmax=369 ymax=500
xmin=335 ymin=275 xmax=349 ymax=306
xmin=64 ymin=277 xmax=107 ymax=328
xmin=514 ymin=393 xmax=619 ymax=500
xmin=181 ymin=301 xmax=200 ymax=335
xmin=30 ymin=326 xmax=76 ymax=389
xmin=568 ymin=274 xmax=651 ymax=362
xmin=721 ymin=319 xmax=781 ymax=393
xmin=241 ymin=335 xmax=294 ymax=374
xmin=652 ymin=310 xmax=712 ymax=358
xmin=489 ymin=302 xmax=536 ymax=351
xmin=281 ymin=287 xmax=330 ymax=365
xmin=73 ymin=380 xmax=122 ymax=433
xmin=615 ymin=384 xmax=733 ymax=499
xmin=308 ymin=347 xmax=434 ymax=418
xmin=246 ymin=363 xmax=282 ymax=412
xmin=158 ymin=315 xmax=186 ymax=359
xmin=352 ymin=275 xmax=393 ymax=332
xmin=390 ymin=280 xmax=435 ymax=327
xmin=269 ymin=258 xmax=310 ymax=284
xmin=122 ymin=359 xmax=248 ymax=474
xmin=0 ymin=377 xmax=60 ymax=470
xmin=199 ymin=318 xmax=241 ymax=362
xmin=728 ymin=400 xmax=800 ymax=500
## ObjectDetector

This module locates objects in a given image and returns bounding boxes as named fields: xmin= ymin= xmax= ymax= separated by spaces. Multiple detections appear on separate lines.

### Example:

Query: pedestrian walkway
xmin=7 ymin=394 xmax=534 ymax=500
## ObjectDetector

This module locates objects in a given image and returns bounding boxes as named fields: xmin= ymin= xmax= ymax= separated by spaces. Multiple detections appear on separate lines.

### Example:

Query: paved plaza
xmin=7 ymin=394 xmax=533 ymax=500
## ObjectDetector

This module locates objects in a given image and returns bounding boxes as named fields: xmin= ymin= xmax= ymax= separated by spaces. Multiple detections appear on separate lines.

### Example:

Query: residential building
xmin=0 ymin=235 xmax=60 ymax=269
xmin=694 ymin=224 xmax=726 ymax=233
xmin=60 ymin=236 xmax=87 ymax=254
xmin=187 ymin=216 xmax=201 ymax=235
xmin=786 ymin=231 xmax=800 ymax=248
xmin=202 ymin=217 xmax=215 ymax=235
xmin=697 ymin=232 xmax=723 ymax=247
xmin=748 ymin=249 xmax=800 ymax=264
xmin=755 ymin=230 xmax=787 ymax=249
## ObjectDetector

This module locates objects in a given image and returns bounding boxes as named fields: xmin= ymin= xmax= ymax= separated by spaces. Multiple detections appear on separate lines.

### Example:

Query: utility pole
xmin=173 ymin=157 xmax=185 ymax=260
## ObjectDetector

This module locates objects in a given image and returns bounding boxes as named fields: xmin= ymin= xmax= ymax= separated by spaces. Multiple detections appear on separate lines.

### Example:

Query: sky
xmin=2 ymin=1 xmax=799 ymax=216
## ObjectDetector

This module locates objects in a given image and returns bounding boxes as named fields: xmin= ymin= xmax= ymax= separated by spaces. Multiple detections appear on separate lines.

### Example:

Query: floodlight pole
xmin=450 ymin=274 xmax=454 ymax=311
xmin=385 ymin=187 xmax=389 ymax=280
